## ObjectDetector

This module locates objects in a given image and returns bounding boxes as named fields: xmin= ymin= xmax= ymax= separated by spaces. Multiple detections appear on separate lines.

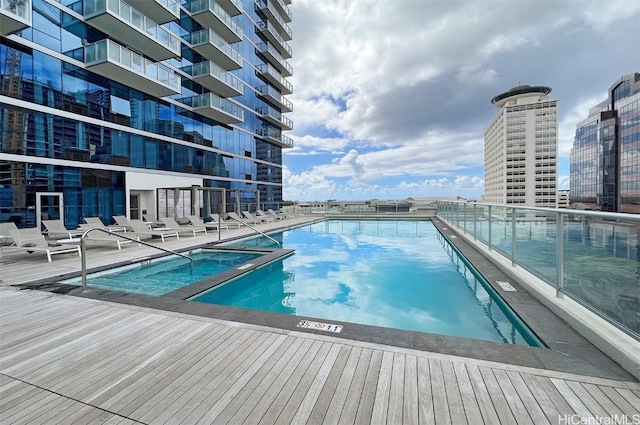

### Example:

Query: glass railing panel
xmin=513 ymin=209 xmax=557 ymax=283
xmin=1 ymin=0 xmax=31 ymax=20
xmin=190 ymin=0 xmax=242 ymax=38
xmin=189 ymin=61 xmax=243 ymax=94
xmin=191 ymin=29 xmax=241 ymax=64
xmin=475 ymin=204 xmax=490 ymax=245
xmin=489 ymin=206 xmax=512 ymax=258
xmin=158 ymin=0 xmax=179 ymax=16
xmin=561 ymin=213 xmax=639 ymax=334
xmin=86 ymin=0 xmax=179 ymax=54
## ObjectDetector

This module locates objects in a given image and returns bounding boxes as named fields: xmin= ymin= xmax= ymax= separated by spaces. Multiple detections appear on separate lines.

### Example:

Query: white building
xmin=484 ymin=85 xmax=558 ymax=208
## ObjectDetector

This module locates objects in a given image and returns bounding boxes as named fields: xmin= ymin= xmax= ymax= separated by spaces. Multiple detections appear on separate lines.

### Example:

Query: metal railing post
xmin=556 ymin=212 xmax=564 ymax=298
xmin=488 ymin=205 xmax=492 ymax=251
xmin=511 ymin=207 xmax=517 ymax=267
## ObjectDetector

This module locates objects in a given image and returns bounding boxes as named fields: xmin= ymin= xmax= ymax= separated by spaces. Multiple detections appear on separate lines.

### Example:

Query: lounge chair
xmin=128 ymin=223 xmax=179 ymax=242
xmin=253 ymin=210 xmax=275 ymax=222
xmin=84 ymin=231 xmax=140 ymax=250
xmin=255 ymin=209 xmax=276 ymax=222
xmin=160 ymin=218 xmax=207 ymax=237
xmin=227 ymin=211 xmax=257 ymax=226
xmin=42 ymin=220 xmax=84 ymax=238
xmin=0 ymin=222 xmax=19 ymax=244
xmin=143 ymin=213 xmax=165 ymax=228
xmin=242 ymin=211 xmax=266 ymax=224
xmin=219 ymin=213 xmax=242 ymax=229
xmin=2 ymin=228 xmax=81 ymax=262
xmin=267 ymin=208 xmax=288 ymax=220
xmin=187 ymin=215 xmax=228 ymax=231
xmin=82 ymin=217 xmax=127 ymax=232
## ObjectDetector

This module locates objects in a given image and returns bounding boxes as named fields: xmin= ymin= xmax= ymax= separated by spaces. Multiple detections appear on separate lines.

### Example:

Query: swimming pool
xmin=62 ymin=250 xmax=262 ymax=296
xmin=192 ymin=220 xmax=541 ymax=346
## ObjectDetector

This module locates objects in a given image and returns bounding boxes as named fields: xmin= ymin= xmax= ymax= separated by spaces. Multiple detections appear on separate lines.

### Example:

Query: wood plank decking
xmin=1 ymin=287 xmax=639 ymax=425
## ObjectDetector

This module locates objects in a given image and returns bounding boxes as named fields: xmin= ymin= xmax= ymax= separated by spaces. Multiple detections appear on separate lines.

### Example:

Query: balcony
xmin=190 ymin=0 xmax=242 ymax=43
xmin=186 ymin=61 xmax=243 ymax=97
xmin=255 ymin=0 xmax=292 ymax=41
xmin=183 ymin=93 xmax=244 ymax=124
xmin=256 ymin=85 xmax=292 ymax=112
xmin=256 ymin=20 xmax=292 ymax=58
xmin=256 ymin=42 xmax=292 ymax=76
xmin=84 ymin=0 xmax=180 ymax=61
xmin=256 ymin=106 xmax=292 ymax=130
xmin=190 ymin=29 xmax=243 ymax=70
xmin=217 ymin=0 xmax=242 ymax=16
xmin=270 ymin=0 xmax=291 ymax=23
xmin=256 ymin=127 xmax=293 ymax=148
xmin=125 ymin=0 xmax=179 ymax=24
xmin=256 ymin=63 xmax=292 ymax=94
xmin=84 ymin=39 xmax=180 ymax=98
xmin=0 ymin=0 xmax=31 ymax=35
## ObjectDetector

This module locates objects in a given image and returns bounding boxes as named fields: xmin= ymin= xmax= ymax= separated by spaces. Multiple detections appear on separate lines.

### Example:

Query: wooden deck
xmin=1 ymin=288 xmax=639 ymax=425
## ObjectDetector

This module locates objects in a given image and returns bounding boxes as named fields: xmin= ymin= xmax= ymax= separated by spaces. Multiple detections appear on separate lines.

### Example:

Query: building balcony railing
xmin=190 ymin=29 xmax=243 ymax=70
xmin=256 ymin=63 xmax=292 ymax=94
xmin=185 ymin=61 xmax=243 ymax=97
xmin=217 ymin=0 xmax=242 ymax=16
xmin=255 ymin=85 xmax=292 ymax=112
xmin=84 ymin=0 xmax=180 ymax=61
xmin=84 ymin=39 xmax=181 ymax=98
xmin=256 ymin=42 xmax=292 ymax=77
xmin=256 ymin=127 xmax=293 ymax=148
xmin=255 ymin=0 xmax=292 ymax=41
xmin=256 ymin=20 xmax=292 ymax=58
xmin=437 ymin=200 xmax=640 ymax=341
xmin=189 ymin=0 xmax=242 ymax=43
xmin=125 ymin=0 xmax=179 ymax=24
xmin=270 ymin=0 xmax=291 ymax=23
xmin=182 ymin=93 xmax=244 ymax=124
xmin=0 ymin=0 xmax=31 ymax=35
xmin=256 ymin=105 xmax=292 ymax=130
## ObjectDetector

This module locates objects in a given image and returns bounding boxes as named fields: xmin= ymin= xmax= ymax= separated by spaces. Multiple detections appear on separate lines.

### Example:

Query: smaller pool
xmin=61 ymin=250 xmax=262 ymax=296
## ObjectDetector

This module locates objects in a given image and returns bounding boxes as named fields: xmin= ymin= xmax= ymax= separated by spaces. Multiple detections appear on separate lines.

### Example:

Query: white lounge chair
xmin=267 ymin=208 xmax=288 ymax=220
xmin=143 ymin=213 xmax=165 ymax=228
xmin=160 ymin=218 xmax=207 ymax=237
xmin=82 ymin=217 xmax=127 ymax=232
xmin=219 ymin=213 xmax=241 ymax=229
xmin=227 ymin=211 xmax=257 ymax=226
xmin=2 ymin=228 xmax=81 ymax=262
xmin=187 ymin=215 xmax=228 ymax=231
xmin=128 ymin=223 xmax=179 ymax=242
xmin=0 ymin=222 xmax=19 ymax=244
xmin=241 ymin=211 xmax=264 ymax=225
xmin=84 ymin=232 xmax=140 ymax=250
xmin=254 ymin=210 xmax=275 ymax=222
xmin=42 ymin=220 xmax=84 ymax=238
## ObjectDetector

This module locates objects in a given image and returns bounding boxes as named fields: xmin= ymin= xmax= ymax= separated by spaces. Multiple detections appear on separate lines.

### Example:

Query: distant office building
xmin=1 ymin=0 xmax=292 ymax=228
xmin=484 ymin=85 xmax=558 ymax=208
xmin=570 ymin=73 xmax=640 ymax=213
xmin=557 ymin=190 xmax=570 ymax=209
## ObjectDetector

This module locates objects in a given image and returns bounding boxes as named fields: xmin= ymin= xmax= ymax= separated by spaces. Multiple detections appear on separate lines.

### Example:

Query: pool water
xmin=63 ymin=250 xmax=261 ymax=296
xmin=192 ymin=220 xmax=541 ymax=346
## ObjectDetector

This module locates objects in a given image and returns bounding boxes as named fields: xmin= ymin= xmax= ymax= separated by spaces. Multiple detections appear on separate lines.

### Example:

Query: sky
xmin=281 ymin=0 xmax=640 ymax=202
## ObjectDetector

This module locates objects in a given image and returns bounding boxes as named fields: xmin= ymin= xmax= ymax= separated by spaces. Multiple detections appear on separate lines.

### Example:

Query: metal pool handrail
xmin=225 ymin=214 xmax=281 ymax=247
xmin=79 ymin=227 xmax=193 ymax=291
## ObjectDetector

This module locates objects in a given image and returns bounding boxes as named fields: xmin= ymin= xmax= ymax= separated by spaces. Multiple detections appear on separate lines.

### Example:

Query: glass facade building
xmin=0 ymin=0 xmax=292 ymax=229
xmin=570 ymin=73 xmax=640 ymax=213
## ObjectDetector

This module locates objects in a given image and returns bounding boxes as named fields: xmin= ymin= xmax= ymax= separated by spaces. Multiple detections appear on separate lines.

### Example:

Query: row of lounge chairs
xmin=0 ymin=209 xmax=290 ymax=262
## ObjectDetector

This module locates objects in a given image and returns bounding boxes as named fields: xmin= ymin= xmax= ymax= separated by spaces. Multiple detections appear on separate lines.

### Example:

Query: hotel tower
xmin=0 ymin=0 xmax=292 ymax=228
xmin=484 ymin=85 xmax=558 ymax=208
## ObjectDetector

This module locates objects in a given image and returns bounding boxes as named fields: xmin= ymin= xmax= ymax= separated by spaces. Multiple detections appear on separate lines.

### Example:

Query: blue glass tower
xmin=0 ymin=0 xmax=292 ymax=228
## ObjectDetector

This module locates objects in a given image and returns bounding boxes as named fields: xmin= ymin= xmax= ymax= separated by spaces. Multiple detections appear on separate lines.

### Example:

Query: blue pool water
xmin=192 ymin=220 xmax=541 ymax=346
xmin=63 ymin=250 xmax=261 ymax=296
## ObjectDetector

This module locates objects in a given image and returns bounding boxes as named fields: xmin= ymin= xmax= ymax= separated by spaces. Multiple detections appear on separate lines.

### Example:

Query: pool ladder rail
xmin=224 ymin=213 xmax=281 ymax=248
xmin=79 ymin=227 xmax=194 ymax=291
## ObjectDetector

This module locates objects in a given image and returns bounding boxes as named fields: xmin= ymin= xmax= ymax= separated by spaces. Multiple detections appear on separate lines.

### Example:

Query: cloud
xmin=285 ymin=0 xmax=640 ymax=201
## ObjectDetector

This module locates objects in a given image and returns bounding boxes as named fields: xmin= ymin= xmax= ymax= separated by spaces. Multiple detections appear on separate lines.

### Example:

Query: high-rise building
xmin=0 ymin=0 xmax=292 ymax=228
xmin=484 ymin=85 xmax=558 ymax=208
xmin=570 ymin=73 xmax=640 ymax=213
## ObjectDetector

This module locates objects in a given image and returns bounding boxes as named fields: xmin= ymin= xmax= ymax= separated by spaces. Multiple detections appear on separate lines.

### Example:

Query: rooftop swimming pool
xmin=193 ymin=220 xmax=542 ymax=346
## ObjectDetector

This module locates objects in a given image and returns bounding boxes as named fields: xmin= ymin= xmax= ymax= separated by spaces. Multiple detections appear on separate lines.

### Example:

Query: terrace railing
xmin=436 ymin=201 xmax=640 ymax=340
